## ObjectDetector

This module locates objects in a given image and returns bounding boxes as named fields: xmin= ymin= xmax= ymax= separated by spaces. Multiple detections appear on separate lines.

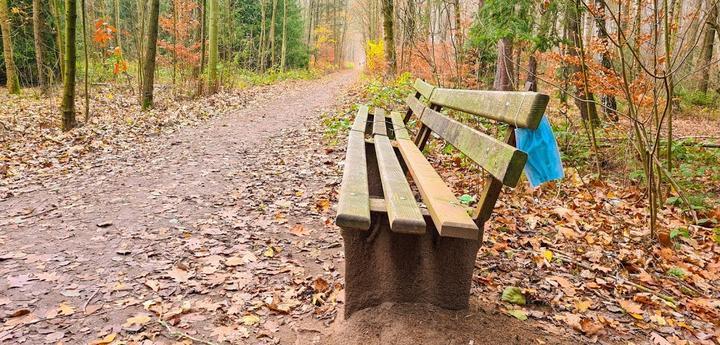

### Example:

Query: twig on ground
xmin=21 ymin=206 xmax=58 ymax=219
xmin=158 ymin=320 xmax=218 ymax=345
xmin=83 ymin=287 xmax=101 ymax=313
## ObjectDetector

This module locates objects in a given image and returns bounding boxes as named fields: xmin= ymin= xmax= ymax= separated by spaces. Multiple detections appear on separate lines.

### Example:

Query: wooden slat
xmin=389 ymin=112 xmax=410 ymax=140
xmin=413 ymin=79 xmax=435 ymax=99
xmin=352 ymin=105 xmax=369 ymax=132
xmin=373 ymin=108 xmax=388 ymax=136
xmin=336 ymin=112 xmax=371 ymax=230
xmin=405 ymin=94 xmax=426 ymax=119
xmin=396 ymin=139 xmax=479 ymax=239
xmin=370 ymin=198 xmax=431 ymax=217
xmin=420 ymin=107 xmax=527 ymax=187
xmin=429 ymin=89 xmax=549 ymax=129
xmin=374 ymin=135 xmax=426 ymax=234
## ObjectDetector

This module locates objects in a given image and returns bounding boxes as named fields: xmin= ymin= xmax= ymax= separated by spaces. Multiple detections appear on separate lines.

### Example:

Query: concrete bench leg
xmin=341 ymin=215 xmax=481 ymax=319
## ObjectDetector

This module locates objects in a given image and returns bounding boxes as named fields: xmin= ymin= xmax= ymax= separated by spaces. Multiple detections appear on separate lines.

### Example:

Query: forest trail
xmin=0 ymin=70 xmax=358 ymax=344
xmin=0 ymin=70 xmax=571 ymax=344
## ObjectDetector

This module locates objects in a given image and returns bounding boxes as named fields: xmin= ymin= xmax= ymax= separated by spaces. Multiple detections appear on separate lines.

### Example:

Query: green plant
xmin=666 ymin=267 xmax=686 ymax=279
xmin=676 ymin=88 xmax=717 ymax=107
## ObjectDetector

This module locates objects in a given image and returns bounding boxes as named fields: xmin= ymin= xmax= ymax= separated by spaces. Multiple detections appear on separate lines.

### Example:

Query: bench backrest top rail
xmin=412 ymin=79 xmax=549 ymax=130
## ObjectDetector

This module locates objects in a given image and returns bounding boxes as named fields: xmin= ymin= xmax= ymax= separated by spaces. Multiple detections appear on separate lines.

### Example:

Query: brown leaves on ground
xmin=428 ymin=153 xmax=720 ymax=344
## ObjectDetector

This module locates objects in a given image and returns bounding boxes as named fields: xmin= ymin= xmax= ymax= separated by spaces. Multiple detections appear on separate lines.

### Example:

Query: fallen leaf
xmin=6 ymin=308 xmax=31 ymax=318
xmin=84 ymin=304 xmax=102 ymax=315
xmin=313 ymin=277 xmax=330 ymax=293
xmin=501 ymin=286 xmax=526 ymax=305
xmin=45 ymin=331 xmax=65 ymax=342
xmin=58 ymin=302 xmax=74 ymax=316
xmin=507 ymin=309 xmax=528 ymax=320
xmin=144 ymin=279 xmax=160 ymax=292
xmin=225 ymin=256 xmax=244 ymax=266
xmin=123 ymin=313 xmax=152 ymax=328
xmin=618 ymin=299 xmax=643 ymax=314
xmin=574 ymin=299 xmax=592 ymax=313
xmin=89 ymin=333 xmax=117 ymax=345
xmin=168 ymin=267 xmax=190 ymax=283
xmin=241 ymin=314 xmax=260 ymax=326
xmin=289 ymin=224 xmax=309 ymax=236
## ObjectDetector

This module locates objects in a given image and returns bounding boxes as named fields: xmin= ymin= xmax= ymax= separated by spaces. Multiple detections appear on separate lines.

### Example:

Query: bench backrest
xmin=403 ymin=79 xmax=549 ymax=225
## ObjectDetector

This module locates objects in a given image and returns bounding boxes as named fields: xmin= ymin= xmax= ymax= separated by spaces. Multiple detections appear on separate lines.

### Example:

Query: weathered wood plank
xmin=405 ymin=94 xmax=426 ymax=119
xmin=472 ymin=128 xmax=517 ymax=241
xmin=336 ymin=112 xmax=371 ymax=230
xmin=396 ymin=139 xmax=479 ymax=239
xmin=352 ymin=105 xmax=369 ymax=132
xmin=373 ymin=108 xmax=388 ymax=136
xmin=374 ymin=135 xmax=426 ymax=234
xmin=420 ymin=107 xmax=527 ymax=187
xmin=429 ymin=89 xmax=549 ymax=129
xmin=389 ymin=112 xmax=410 ymax=140
xmin=413 ymin=78 xmax=435 ymax=99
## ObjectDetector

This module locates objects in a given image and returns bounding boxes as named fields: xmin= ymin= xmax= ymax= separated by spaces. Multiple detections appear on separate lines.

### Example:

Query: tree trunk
xmin=593 ymin=0 xmax=617 ymax=120
xmin=269 ymin=0 xmax=278 ymax=67
xmin=525 ymin=53 xmax=537 ymax=91
xmin=32 ymin=0 xmax=48 ymax=93
xmin=567 ymin=0 xmax=599 ymax=123
xmin=137 ymin=0 xmax=145 ymax=98
xmin=51 ymin=0 xmax=65 ymax=79
xmin=381 ymin=0 xmax=396 ymax=75
xmin=82 ymin=0 xmax=89 ymax=121
xmin=281 ymin=0 xmax=287 ymax=71
xmin=114 ymin=0 xmax=121 ymax=49
xmin=141 ymin=0 xmax=160 ymax=109
xmin=0 ymin=0 xmax=20 ymax=94
xmin=699 ymin=0 xmax=717 ymax=93
xmin=172 ymin=0 xmax=177 ymax=87
xmin=493 ymin=38 xmax=513 ymax=91
xmin=259 ymin=0 xmax=266 ymax=71
xmin=208 ymin=0 xmax=218 ymax=92
xmin=197 ymin=0 xmax=206 ymax=95
xmin=61 ymin=0 xmax=77 ymax=130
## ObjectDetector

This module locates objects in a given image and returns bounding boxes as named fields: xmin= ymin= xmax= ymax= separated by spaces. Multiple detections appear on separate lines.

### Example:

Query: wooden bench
xmin=335 ymin=79 xmax=549 ymax=318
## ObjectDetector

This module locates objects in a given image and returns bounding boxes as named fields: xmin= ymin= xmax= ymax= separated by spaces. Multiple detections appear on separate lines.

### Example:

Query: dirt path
xmin=0 ymin=71 xmax=573 ymax=345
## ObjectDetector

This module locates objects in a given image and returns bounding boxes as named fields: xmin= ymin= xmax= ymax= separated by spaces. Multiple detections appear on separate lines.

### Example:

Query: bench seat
xmin=335 ymin=78 xmax=550 ymax=318
xmin=336 ymin=107 xmax=483 ymax=239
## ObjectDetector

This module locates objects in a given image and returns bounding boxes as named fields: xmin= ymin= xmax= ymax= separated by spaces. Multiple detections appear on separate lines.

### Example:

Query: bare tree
xmin=381 ymin=0 xmax=396 ymax=74
xmin=0 ymin=0 xmax=20 ymax=94
xmin=61 ymin=0 xmax=77 ymax=130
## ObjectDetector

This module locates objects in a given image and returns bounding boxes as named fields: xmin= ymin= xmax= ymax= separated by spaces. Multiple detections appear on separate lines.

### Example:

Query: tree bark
xmin=197 ymin=0 xmax=206 ymax=95
xmin=269 ymin=0 xmax=278 ymax=67
xmin=32 ymin=0 xmax=48 ymax=93
xmin=0 ymin=0 xmax=20 ymax=94
xmin=281 ymin=0 xmax=287 ymax=71
xmin=259 ymin=0 xmax=266 ymax=71
xmin=699 ymin=0 xmax=717 ymax=93
xmin=82 ymin=0 xmax=89 ymax=121
xmin=381 ymin=0 xmax=396 ymax=75
xmin=493 ymin=38 xmax=513 ymax=91
xmin=141 ymin=0 xmax=160 ymax=109
xmin=61 ymin=0 xmax=77 ymax=130
xmin=114 ymin=0 xmax=121 ymax=49
xmin=137 ymin=0 xmax=145 ymax=98
xmin=51 ymin=0 xmax=65 ymax=79
xmin=593 ymin=0 xmax=618 ymax=120
xmin=208 ymin=0 xmax=218 ymax=92
xmin=567 ymin=0 xmax=599 ymax=123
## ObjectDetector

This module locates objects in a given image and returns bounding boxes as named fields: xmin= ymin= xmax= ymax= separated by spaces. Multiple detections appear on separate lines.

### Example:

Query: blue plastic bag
xmin=514 ymin=116 xmax=564 ymax=187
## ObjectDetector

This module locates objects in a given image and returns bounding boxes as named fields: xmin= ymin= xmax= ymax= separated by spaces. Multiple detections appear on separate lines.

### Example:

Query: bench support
xmin=341 ymin=215 xmax=481 ymax=318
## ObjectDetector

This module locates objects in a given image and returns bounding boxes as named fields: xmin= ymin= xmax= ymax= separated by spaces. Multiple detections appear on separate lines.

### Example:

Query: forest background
xmin=1 ymin=0 xmax=719 ymax=343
